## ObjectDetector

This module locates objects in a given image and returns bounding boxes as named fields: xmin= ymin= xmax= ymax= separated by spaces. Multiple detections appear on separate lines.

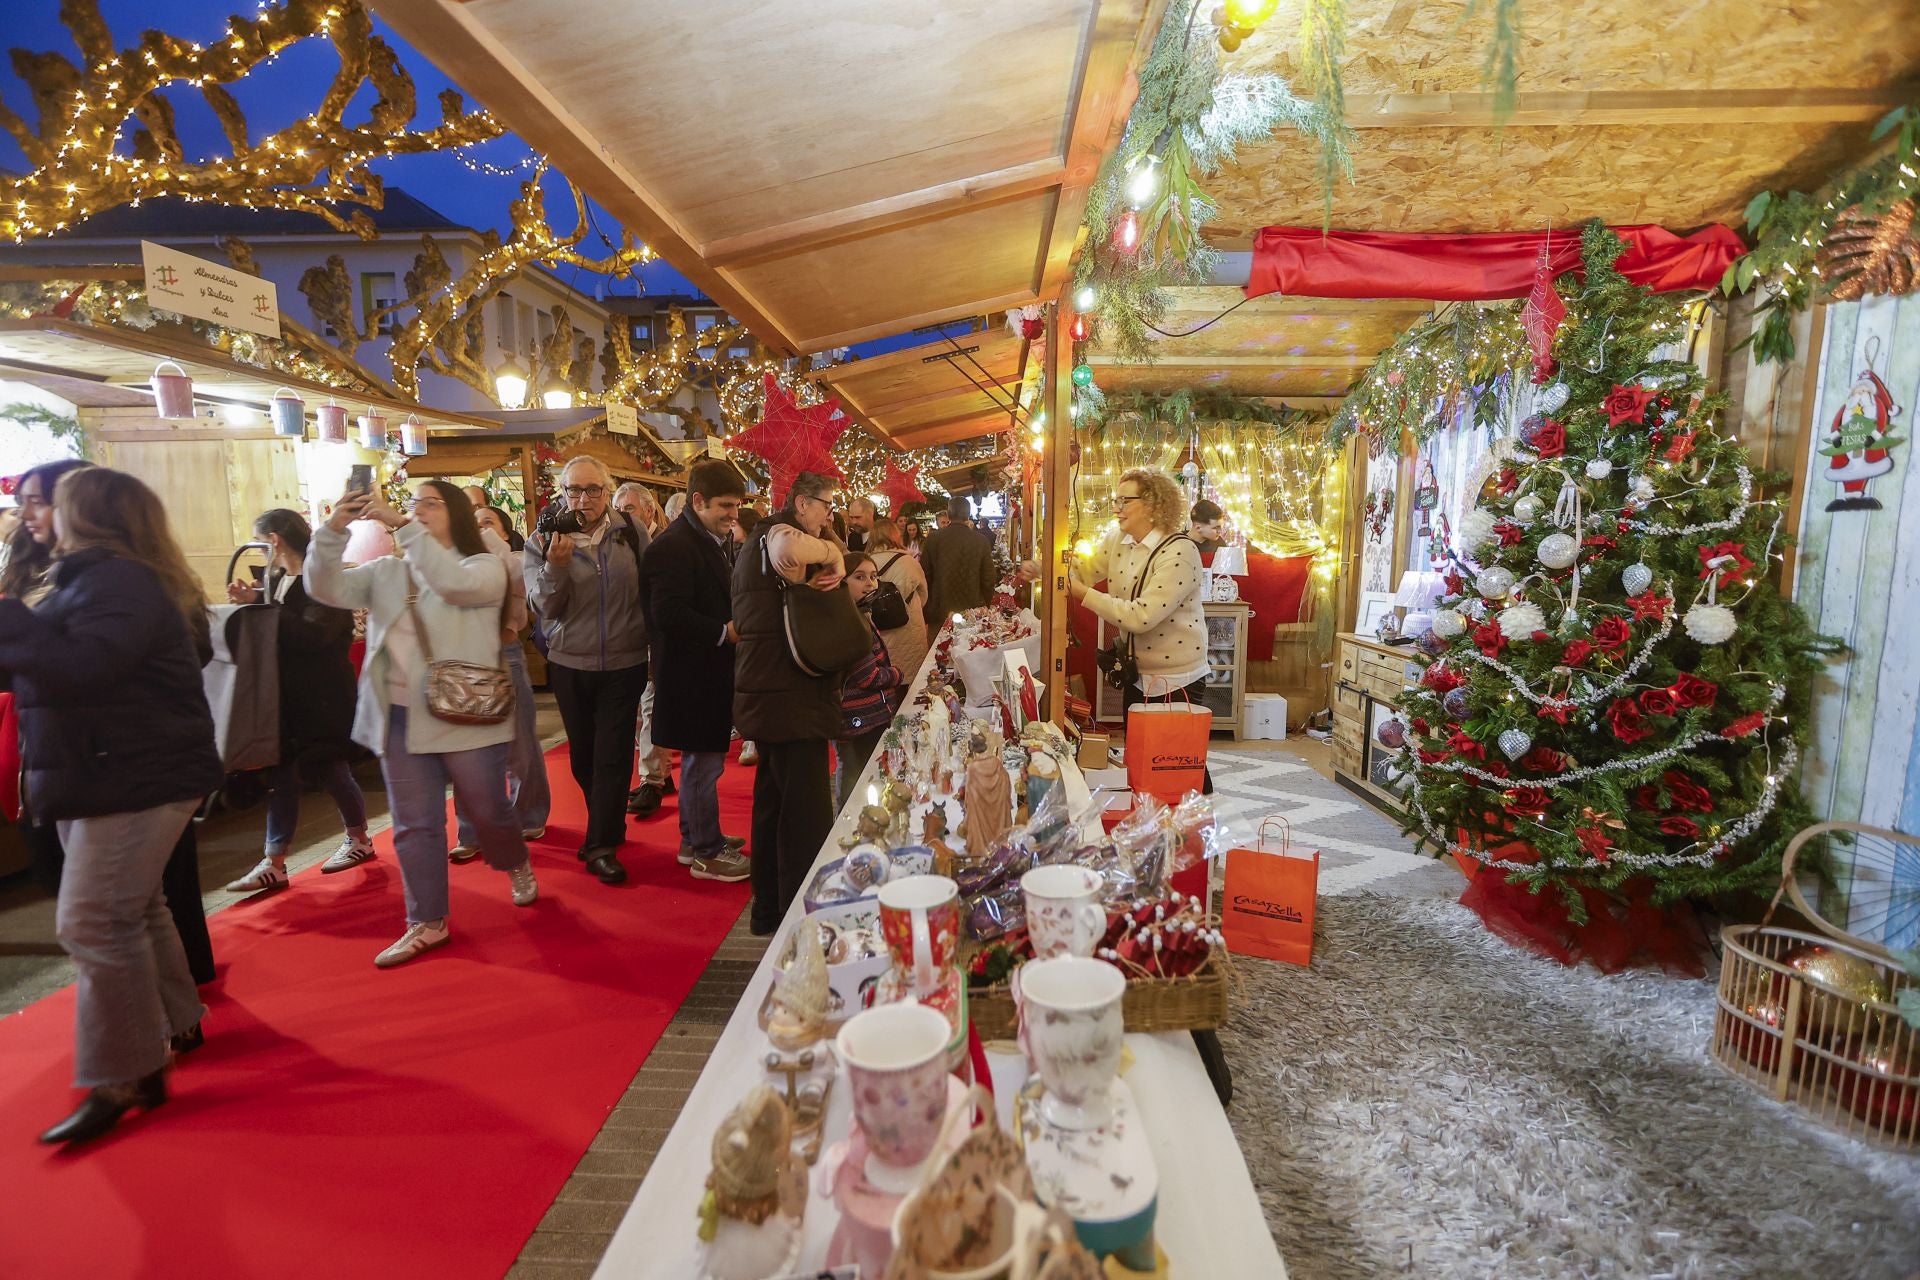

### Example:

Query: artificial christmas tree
xmin=1394 ymin=223 xmax=1834 ymax=969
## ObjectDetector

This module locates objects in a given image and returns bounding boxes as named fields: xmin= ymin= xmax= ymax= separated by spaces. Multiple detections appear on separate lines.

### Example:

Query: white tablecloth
xmin=594 ymin=656 xmax=1285 ymax=1279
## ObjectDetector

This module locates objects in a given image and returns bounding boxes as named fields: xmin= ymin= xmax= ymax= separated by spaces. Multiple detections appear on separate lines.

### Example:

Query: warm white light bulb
xmin=1074 ymin=286 xmax=1097 ymax=312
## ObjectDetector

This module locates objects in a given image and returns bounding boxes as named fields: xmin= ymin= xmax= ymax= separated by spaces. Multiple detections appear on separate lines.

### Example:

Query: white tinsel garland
xmin=1444 ymin=590 xmax=1679 ymax=707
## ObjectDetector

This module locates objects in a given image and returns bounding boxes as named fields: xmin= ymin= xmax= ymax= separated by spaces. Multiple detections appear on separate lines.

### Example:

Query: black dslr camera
xmin=536 ymin=505 xmax=587 ymax=538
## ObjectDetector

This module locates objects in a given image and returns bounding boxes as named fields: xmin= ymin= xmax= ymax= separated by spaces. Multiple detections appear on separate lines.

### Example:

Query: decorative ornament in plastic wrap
xmin=1443 ymin=688 xmax=1471 ymax=719
xmin=1498 ymin=601 xmax=1546 ymax=640
xmin=1431 ymin=607 xmax=1466 ymax=639
xmin=1497 ymin=728 xmax=1534 ymax=761
xmin=1476 ymin=567 xmax=1515 ymax=600
xmin=1512 ymin=495 xmax=1544 ymax=524
xmin=1458 ymin=507 xmax=1498 ymax=549
xmin=1684 ymin=601 xmax=1737 ymax=645
xmin=1586 ymin=457 xmax=1614 ymax=480
xmin=1375 ymin=718 xmax=1407 ymax=750
xmin=1416 ymin=629 xmax=1450 ymax=657
xmin=1537 ymin=533 xmax=1580 ymax=570
xmin=1537 ymin=383 xmax=1571 ymax=414
xmin=1622 ymin=562 xmax=1654 ymax=596
xmin=1180 ymin=459 xmax=1200 ymax=489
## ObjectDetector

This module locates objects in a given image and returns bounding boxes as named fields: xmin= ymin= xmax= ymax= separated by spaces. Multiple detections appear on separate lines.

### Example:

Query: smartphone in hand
xmin=347 ymin=464 xmax=374 ymax=496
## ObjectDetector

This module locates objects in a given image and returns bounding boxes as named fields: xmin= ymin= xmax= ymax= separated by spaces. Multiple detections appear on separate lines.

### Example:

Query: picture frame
xmin=1356 ymin=591 xmax=1395 ymax=636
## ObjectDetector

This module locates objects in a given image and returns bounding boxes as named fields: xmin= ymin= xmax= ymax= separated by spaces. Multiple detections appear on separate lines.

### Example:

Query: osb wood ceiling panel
xmin=1101 ymin=290 xmax=1427 ymax=361
xmin=1203 ymin=0 xmax=1920 ymax=241
xmin=475 ymin=0 xmax=1092 ymax=245
xmin=1096 ymin=361 xmax=1362 ymax=397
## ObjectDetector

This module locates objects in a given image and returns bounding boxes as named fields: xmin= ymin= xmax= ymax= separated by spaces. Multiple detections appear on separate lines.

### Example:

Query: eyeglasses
xmin=564 ymin=484 xmax=607 ymax=499
xmin=408 ymin=496 xmax=445 ymax=511
xmin=1111 ymin=494 xmax=1144 ymax=508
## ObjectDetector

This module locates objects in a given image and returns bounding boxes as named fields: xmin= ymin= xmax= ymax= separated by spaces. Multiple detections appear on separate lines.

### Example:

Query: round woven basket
xmin=1710 ymin=823 xmax=1919 ymax=1149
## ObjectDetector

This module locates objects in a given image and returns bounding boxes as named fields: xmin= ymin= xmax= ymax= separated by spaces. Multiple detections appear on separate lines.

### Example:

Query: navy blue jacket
xmin=0 ymin=548 xmax=222 ymax=821
xmin=639 ymin=507 xmax=736 ymax=754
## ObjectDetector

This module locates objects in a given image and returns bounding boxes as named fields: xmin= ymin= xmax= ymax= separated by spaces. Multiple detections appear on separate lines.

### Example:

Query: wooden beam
xmin=853 ymin=378 xmax=1022 ymax=422
xmin=797 ymin=290 xmax=1044 ymax=355
xmin=1087 ymin=353 xmax=1377 ymax=368
xmin=0 ymin=263 xmax=143 ymax=283
xmin=1157 ymin=288 xmax=1434 ymax=316
xmin=1040 ymin=289 xmax=1074 ymax=724
xmin=702 ymin=158 xmax=1066 ymax=270
xmin=1344 ymin=86 xmax=1918 ymax=129
xmin=810 ymin=325 xmax=1011 ymax=381
xmin=1037 ymin=0 xmax=1169 ymax=295
xmin=370 ymin=0 xmax=802 ymax=355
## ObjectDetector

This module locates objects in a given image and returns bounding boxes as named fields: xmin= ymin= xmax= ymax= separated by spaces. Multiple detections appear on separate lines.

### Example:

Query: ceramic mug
xmin=1017 ymin=956 xmax=1127 ymax=1132
xmin=1021 ymin=864 xmax=1106 ymax=959
xmin=891 ymin=1184 xmax=1049 ymax=1280
xmin=836 ymin=1001 xmax=954 ymax=1181
xmin=878 ymin=874 xmax=960 ymax=999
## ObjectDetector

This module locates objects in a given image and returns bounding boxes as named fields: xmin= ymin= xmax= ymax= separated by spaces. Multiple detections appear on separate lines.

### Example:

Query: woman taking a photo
xmin=1 ymin=458 xmax=216 ymax=987
xmin=865 ymin=518 xmax=929 ymax=683
xmin=307 ymin=480 xmax=536 ymax=968
xmin=222 ymin=509 xmax=373 ymax=893
xmin=0 ymin=467 xmax=223 ymax=1146
xmin=1068 ymin=468 xmax=1213 ymax=792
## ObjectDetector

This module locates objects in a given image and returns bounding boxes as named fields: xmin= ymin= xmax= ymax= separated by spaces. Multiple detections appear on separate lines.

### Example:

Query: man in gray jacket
xmin=526 ymin=455 xmax=650 ymax=885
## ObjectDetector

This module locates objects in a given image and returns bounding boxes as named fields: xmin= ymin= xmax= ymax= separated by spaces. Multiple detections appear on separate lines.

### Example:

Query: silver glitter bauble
xmin=1622 ymin=562 xmax=1654 ymax=596
xmin=1537 ymin=383 xmax=1571 ymax=413
xmin=1585 ymin=458 xmax=1614 ymax=480
xmin=1497 ymin=728 xmax=1534 ymax=761
xmin=1684 ymin=602 xmax=1737 ymax=645
xmin=1476 ymin=567 xmax=1515 ymax=600
xmin=1431 ymin=607 xmax=1467 ymax=638
xmin=1537 ymin=532 xmax=1580 ymax=570
xmin=1513 ymin=495 xmax=1544 ymax=524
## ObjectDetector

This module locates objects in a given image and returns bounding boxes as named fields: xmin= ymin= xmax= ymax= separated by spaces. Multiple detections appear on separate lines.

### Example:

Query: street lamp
xmin=540 ymin=375 xmax=573 ymax=410
xmin=494 ymin=356 xmax=529 ymax=409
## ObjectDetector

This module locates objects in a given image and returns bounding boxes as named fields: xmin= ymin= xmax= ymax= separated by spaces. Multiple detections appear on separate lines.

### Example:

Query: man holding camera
xmin=526 ymin=456 xmax=651 ymax=885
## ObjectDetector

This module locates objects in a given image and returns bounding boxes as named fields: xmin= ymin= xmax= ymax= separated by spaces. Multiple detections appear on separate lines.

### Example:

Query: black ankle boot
xmin=38 ymin=1070 xmax=167 ymax=1146
xmin=169 ymin=1022 xmax=204 ymax=1055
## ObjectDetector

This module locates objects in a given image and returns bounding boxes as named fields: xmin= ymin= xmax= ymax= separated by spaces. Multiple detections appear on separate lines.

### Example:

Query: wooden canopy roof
xmin=373 ymin=0 xmax=1166 ymax=358
xmin=812 ymin=325 xmax=1030 ymax=449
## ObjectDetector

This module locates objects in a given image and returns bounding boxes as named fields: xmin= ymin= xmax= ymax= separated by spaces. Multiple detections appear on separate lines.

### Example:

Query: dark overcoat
xmin=640 ymin=508 xmax=737 ymax=753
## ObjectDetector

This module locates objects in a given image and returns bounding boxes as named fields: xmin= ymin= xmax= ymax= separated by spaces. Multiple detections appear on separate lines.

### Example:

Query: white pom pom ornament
xmin=1458 ymin=508 xmax=1498 ymax=550
xmin=1585 ymin=458 xmax=1614 ymax=480
xmin=1498 ymin=601 xmax=1546 ymax=640
xmin=1684 ymin=602 xmax=1737 ymax=644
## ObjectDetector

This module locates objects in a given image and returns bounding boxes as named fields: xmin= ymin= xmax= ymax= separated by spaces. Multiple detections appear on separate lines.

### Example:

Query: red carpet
xmin=0 ymin=743 xmax=753 ymax=1279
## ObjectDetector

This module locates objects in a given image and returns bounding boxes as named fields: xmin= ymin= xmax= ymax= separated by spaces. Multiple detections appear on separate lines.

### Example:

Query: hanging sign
xmin=141 ymin=240 xmax=280 ymax=338
xmin=606 ymin=401 xmax=639 ymax=437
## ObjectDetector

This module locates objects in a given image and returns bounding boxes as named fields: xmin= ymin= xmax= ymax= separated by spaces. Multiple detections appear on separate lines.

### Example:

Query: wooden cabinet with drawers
xmin=1331 ymin=632 xmax=1422 ymax=813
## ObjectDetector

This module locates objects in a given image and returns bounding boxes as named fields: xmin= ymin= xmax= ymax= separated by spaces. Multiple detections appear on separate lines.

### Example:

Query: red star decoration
xmin=877 ymin=459 xmax=928 ymax=514
xmin=724 ymin=374 xmax=846 ymax=507
xmin=1662 ymin=430 xmax=1697 ymax=463
xmin=1625 ymin=590 xmax=1672 ymax=622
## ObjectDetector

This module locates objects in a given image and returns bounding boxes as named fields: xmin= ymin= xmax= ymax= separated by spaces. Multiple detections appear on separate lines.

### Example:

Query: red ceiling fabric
xmin=1246 ymin=224 xmax=1746 ymax=302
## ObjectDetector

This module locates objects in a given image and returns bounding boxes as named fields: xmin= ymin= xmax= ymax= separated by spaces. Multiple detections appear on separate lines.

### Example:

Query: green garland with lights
xmin=1719 ymin=103 xmax=1920 ymax=364
xmin=1330 ymin=301 xmax=1534 ymax=450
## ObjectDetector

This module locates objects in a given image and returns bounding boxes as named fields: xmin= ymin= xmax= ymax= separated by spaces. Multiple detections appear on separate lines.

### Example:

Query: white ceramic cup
xmin=836 ymin=1001 xmax=954 ymax=1190
xmin=891 ymin=1184 xmax=1048 ymax=1280
xmin=1017 ymin=956 xmax=1127 ymax=1131
xmin=1020 ymin=863 xmax=1106 ymax=959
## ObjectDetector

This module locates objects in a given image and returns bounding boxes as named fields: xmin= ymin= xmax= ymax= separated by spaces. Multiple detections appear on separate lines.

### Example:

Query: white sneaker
xmin=509 ymin=862 xmax=538 ymax=907
xmin=321 ymin=836 xmax=377 ymax=873
xmin=448 ymin=844 xmax=480 ymax=865
xmin=224 ymin=858 xmax=287 ymax=894
xmin=374 ymin=921 xmax=449 ymax=968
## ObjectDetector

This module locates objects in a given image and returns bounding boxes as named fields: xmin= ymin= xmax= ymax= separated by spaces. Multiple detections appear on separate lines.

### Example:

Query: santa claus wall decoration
xmin=1823 ymin=338 xmax=1905 ymax=512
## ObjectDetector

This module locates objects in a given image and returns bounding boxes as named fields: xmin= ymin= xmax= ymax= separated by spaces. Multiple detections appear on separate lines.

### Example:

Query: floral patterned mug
xmin=1020 ymin=863 xmax=1106 ymax=959
xmin=1017 ymin=956 xmax=1127 ymax=1132
xmin=878 ymin=874 xmax=961 ymax=999
xmin=836 ymin=1001 xmax=954 ymax=1184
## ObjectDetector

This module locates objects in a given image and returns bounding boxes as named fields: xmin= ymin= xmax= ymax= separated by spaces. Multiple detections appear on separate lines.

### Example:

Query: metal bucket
xmin=315 ymin=401 xmax=348 ymax=444
xmin=152 ymin=361 xmax=195 ymax=418
xmin=270 ymin=387 xmax=305 ymax=437
xmin=399 ymin=414 xmax=429 ymax=456
xmin=357 ymin=410 xmax=388 ymax=451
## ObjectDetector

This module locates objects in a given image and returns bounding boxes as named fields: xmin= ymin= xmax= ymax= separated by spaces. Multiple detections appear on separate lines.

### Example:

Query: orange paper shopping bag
xmin=1223 ymin=818 xmax=1320 ymax=967
xmin=1125 ymin=695 xmax=1212 ymax=804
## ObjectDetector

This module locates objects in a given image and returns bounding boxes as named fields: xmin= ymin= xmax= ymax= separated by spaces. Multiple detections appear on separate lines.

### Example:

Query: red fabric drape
xmin=1247 ymin=224 xmax=1745 ymax=301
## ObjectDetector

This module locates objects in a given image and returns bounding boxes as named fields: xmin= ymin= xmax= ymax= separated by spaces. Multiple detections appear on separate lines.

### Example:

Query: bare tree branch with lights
xmin=0 ymin=0 xmax=503 ymax=242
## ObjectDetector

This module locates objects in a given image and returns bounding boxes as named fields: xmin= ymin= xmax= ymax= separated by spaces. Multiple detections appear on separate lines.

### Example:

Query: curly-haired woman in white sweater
xmin=1069 ymin=467 xmax=1214 ymax=793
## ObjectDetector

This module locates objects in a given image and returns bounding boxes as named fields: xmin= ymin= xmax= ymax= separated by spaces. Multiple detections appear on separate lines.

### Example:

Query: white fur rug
xmin=1221 ymin=894 xmax=1920 ymax=1279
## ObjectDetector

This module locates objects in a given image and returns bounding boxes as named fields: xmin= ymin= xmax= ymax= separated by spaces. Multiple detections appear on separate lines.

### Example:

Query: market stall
xmin=596 ymin=628 xmax=1283 ymax=1279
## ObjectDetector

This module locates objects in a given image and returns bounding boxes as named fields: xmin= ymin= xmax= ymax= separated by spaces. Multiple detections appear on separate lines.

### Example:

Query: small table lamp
xmin=1207 ymin=543 xmax=1249 ymax=601
xmin=1393 ymin=569 xmax=1446 ymax=635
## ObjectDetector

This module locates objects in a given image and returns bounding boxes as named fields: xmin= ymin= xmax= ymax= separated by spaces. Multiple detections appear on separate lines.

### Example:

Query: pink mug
xmin=836 ymin=1001 xmax=953 ymax=1189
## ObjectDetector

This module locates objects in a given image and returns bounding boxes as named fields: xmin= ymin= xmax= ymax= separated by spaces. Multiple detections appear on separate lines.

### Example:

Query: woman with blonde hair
xmin=0 ymin=467 xmax=223 ymax=1145
xmin=865 ymin=517 xmax=929 ymax=682
xmin=1068 ymin=467 xmax=1213 ymax=791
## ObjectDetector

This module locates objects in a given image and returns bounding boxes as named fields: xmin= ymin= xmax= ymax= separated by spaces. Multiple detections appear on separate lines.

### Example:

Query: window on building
xmin=536 ymin=309 xmax=555 ymax=346
xmin=517 ymin=301 xmax=535 ymax=350
xmin=496 ymin=295 xmax=517 ymax=351
xmin=361 ymin=272 xmax=398 ymax=336
xmin=630 ymin=319 xmax=652 ymax=350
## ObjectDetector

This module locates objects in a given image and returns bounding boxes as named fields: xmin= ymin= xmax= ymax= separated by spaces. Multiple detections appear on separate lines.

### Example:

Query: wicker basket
xmin=968 ymin=951 xmax=1231 ymax=1041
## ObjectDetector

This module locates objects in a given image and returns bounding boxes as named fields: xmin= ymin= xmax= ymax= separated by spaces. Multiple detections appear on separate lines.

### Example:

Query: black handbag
xmin=1093 ymin=534 xmax=1191 ymax=692
xmin=865 ymin=554 xmax=913 ymax=630
xmin=772 ymin=543 xmax=871 ymax=677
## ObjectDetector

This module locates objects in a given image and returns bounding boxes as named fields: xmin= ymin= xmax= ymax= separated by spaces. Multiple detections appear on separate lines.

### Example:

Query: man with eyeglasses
xmin=526 ymin=455 xmax=652 ymax=885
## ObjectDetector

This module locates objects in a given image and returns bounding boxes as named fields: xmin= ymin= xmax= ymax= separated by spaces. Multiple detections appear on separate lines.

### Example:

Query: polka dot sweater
xmin=1080 ymin=527 xmax=1210 ymax=689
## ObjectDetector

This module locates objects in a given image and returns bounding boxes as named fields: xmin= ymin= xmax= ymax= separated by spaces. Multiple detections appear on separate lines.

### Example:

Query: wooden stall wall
xmin=1791 ymin=292 xmax=1920 ymax=947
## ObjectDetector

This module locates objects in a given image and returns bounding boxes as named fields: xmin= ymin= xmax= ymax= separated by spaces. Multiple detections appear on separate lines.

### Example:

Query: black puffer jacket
xmin=731 ymin=515 xmax=845 ymax=744
xmin=0 ymin=548 xmax=222 ymax=821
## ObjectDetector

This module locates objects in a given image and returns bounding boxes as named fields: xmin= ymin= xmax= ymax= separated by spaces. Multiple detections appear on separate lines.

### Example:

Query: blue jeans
xmin=264 ymin=757 xmax=367 ymax=854
xmin=678 ymin=750 xmax=727 ymax=856
xmin=455 ymin=643 xmax=550 ymax=845
xmin=380 ymin=705 xmax=526 ymax=925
